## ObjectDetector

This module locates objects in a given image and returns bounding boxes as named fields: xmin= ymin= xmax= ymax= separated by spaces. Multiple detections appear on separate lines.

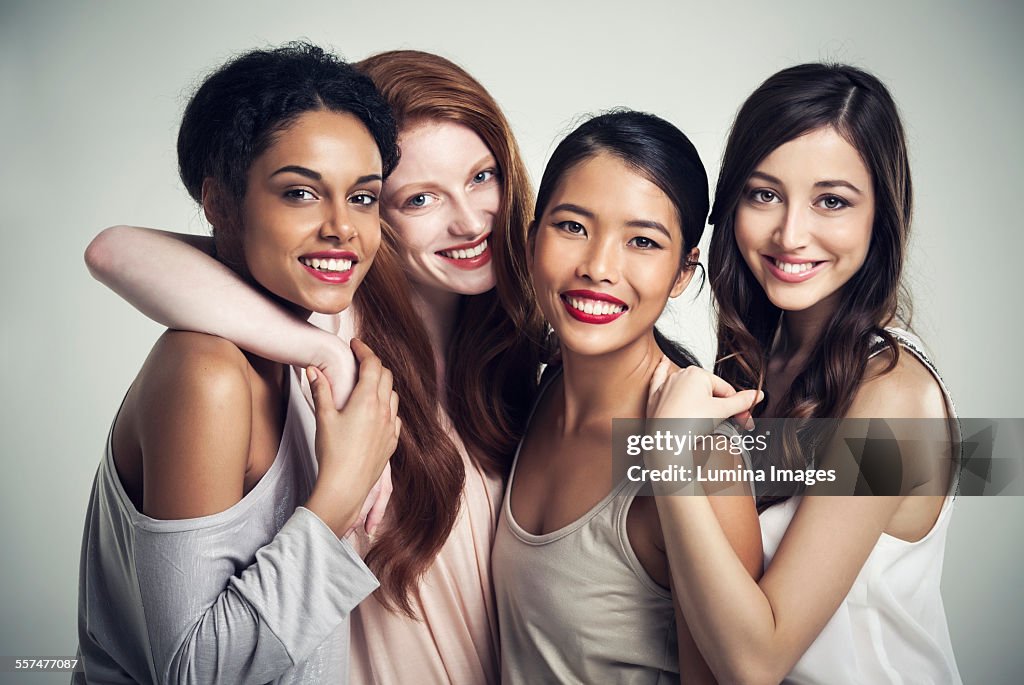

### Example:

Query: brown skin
xmin=110 ymin=110 xmax=398 ymax=536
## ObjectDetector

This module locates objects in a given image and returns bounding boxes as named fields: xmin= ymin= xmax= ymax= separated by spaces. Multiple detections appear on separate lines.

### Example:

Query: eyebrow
xmin=271 ymin=165 xmax=321 ymax=181
xmin=270 ymin=165 xmax=382 ymax=185
xmin=473 ymin=154 xmax=497 ymax=170
xmin=550 ymin=203 xmax=672 ymax=239
xmin=749 ymin=170 xmax=863 ymax=195
xmin=626 ymin=219 xmax=671 ymax=239
xmin=386 ymin=155 xmax=498 ymax=199
xmin=815 ymin=179 xmax=863 ymax=194
xmin=550 ymin=203 xmax=595 ymax=219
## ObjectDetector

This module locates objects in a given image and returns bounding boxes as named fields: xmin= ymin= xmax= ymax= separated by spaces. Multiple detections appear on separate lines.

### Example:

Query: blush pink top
xmin=303 ymin=313 xmax=503 ymax=684
xmin=347 ymin=437 xmax=503 ymax=685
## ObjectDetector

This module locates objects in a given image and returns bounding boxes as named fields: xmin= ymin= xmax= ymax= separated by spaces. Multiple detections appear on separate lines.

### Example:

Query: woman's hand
xmin=304 ymin=338 xmax=401 ymax=538
xmin=309 ymin=327 xmax=358 ymax=411
xmin=647 ymin=357 xmax=762 ymax=428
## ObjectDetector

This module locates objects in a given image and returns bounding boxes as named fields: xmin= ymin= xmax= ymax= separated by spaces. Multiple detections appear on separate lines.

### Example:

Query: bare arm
xmin=669 ymin=444 xmax=763 ymax=684
xmin=125 ymin=333 xmax=396 ymax=683
xmin=647 ymin=359 xmax=950 ymax=684
xmin=85 ymin=225 xmax=356 ymax=407
xmin=88 ymin=225 xmax=393 ymax=532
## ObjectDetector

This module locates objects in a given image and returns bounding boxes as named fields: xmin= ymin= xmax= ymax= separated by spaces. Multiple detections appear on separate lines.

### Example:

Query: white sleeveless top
xmin=760 ymin=329 xmax=962 ymax=684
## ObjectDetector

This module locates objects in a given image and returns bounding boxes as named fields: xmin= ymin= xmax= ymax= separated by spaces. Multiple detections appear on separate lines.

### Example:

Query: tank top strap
xmin=872 ymin=327 xmax=961 ymax=497
xmin=872 ymin=328 xmax=957 ymax=413
xmin=609 ymin=478 xmax=672 ymax=599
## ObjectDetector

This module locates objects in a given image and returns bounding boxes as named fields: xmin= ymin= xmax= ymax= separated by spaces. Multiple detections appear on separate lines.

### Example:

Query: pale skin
xmin=377 ymin=120 xmax=501 ymax=379
xmin=85 ymin=119 xmax=505 ymax=530
xmin=645 ymin=127 xmax=954 ymax=684
xmin=515 ymin=153 xmax=762 ymax=683
xmin=114 ymin=109 xmax=400 ymax=537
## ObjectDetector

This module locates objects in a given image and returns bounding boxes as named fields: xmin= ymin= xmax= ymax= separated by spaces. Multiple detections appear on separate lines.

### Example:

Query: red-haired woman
xmin=84 ymin=50 xmax=543 ymax=684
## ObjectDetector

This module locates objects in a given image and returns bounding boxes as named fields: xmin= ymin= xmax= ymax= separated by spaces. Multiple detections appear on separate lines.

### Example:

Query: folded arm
xmin=647 ymin=358 xmax=952 ymax=684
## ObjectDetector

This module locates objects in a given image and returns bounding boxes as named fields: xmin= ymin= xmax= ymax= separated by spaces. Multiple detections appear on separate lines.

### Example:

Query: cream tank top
xmin=492 ymin=371 xmax=678 ymax=685
xmin=760 ymin=329 xmax=962 ymax=684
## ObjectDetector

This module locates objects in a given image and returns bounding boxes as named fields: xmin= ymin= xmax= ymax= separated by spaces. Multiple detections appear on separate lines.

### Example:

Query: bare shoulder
xmin=849 ymin=345 xmax=947 ymax=420
xmin=135 ymin=330 xmax=253 ymax=422
xmin=133 ymin=331 xmax=255 ymax=519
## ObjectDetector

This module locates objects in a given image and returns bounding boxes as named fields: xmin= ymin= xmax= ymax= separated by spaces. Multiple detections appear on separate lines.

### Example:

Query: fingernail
xmin=745 ymin=416 xmax=755 ymax=431
xmin=306 ymin=366 xmax=317 ymax=383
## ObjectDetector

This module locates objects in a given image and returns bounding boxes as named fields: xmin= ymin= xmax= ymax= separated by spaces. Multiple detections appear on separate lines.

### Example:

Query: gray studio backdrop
xmin=2 ymin=1 xmax=1021 ymax=683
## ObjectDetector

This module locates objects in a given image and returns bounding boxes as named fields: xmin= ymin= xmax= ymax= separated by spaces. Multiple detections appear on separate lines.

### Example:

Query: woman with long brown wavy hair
xmin=646 ymin=63 xmax=961 ymax=683
xmin=84 ymin=50 xmax=543 ymax=683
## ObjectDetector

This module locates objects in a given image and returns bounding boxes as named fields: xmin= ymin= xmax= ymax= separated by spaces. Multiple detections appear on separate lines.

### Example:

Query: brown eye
xmin=628 ymin=236 xmax=661 ymax=250
xmin=349 ymin=192 xmax=378 ymax=206
xmin=284 ymin=188 xmax=317 ymax=201
xmin=817 ymin=195 xmax=850 ymax=210
xmin=555 ymin=220 xmax=586 ymax=236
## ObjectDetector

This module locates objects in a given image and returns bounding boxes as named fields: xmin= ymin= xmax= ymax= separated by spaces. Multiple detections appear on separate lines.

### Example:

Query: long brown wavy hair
xmin=354 ymin=51 xmax=544 ymax=613
xmin=708 ymin=64 xmax=913 ymax=497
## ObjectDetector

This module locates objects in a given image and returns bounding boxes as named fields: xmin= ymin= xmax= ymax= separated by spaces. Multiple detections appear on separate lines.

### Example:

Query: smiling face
xmin=530 ymin=152 xmax=695 ymax=359
xmin=380 ymin=120 xmax=500 ymax=296
xmin=734 ymin=126 xmax=875 ymax=316
xmin=237 ymin=109 xmax=383 ymax=315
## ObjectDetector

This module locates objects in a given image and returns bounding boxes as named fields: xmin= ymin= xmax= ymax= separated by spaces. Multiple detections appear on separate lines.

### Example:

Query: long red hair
xmin=355 ymin=50 xmax=545 ymax=614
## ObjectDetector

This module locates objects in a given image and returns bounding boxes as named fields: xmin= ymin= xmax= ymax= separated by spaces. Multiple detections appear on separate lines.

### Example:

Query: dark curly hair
xmin=175 ymin=43 xmax=462 ymax=614
xmin=177 ymin=41 xmax=399 ymax=275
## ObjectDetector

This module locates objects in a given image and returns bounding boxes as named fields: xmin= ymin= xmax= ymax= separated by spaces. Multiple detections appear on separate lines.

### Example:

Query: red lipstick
xmin=560 ymin=289 xmax=628 ymax=324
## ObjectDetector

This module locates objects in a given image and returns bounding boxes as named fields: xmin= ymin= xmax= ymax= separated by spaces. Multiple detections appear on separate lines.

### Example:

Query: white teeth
xmin=774 ymin=258 xmax=815 ymax=274
xmin=441 ymin=239 xmax=488 ymax=259
xmin=301 ymin=257 xmax=353 ymax=273
xmin=566 ymin=297 xmax=625 ymax=316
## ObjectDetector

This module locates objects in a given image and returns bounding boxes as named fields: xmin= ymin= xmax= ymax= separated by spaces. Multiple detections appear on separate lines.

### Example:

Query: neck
xmin=557 ymin=333 xmax=663 ymax=434
xmin=409 ymin=282 xmax=463 ymax=388
xmin=775 ymin=293 xmax=839 ymax=367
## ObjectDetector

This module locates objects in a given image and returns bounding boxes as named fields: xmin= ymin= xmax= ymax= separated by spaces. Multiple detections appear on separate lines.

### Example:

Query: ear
xmin=669 ymin=247 xmax=700 ymax=298
xmin=201 ymin=178 xmax=225 ymax=227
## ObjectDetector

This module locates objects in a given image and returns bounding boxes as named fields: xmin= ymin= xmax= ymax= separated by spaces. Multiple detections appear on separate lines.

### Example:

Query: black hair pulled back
xmin=530 ymin=109 xmax=709 ymax=368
